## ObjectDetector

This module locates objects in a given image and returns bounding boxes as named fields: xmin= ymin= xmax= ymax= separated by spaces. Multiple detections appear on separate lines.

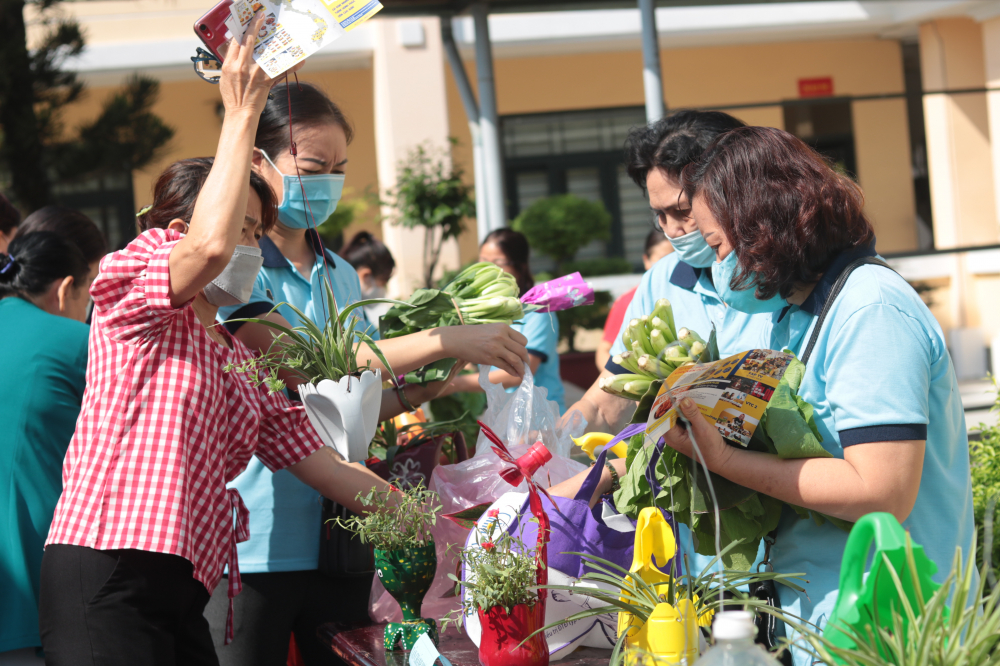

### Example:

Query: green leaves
xmin=331 ymin=481 xmax=441 ymax=552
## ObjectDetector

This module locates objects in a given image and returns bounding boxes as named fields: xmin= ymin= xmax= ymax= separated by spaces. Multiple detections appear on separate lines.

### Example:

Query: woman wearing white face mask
xmin=38 ymin=27 xmax=399 ymax=666
xmin=340 ymin=230 xmax=395 ymax=323
xmin=208 ymin=81 xmax=528 ymax=666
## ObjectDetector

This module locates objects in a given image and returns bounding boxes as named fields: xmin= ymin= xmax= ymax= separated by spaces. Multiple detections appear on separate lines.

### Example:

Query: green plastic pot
xmin=375 ymin=542 xmax=437 ymax=621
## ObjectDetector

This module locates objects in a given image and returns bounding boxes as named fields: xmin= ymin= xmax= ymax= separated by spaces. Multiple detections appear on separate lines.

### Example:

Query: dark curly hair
xmin=681 ymin=126 xmax=874 ymax=300
xmin=624 ymin=109 xmax=746 ymax=191
xmin=136 ymin=157 xmax=277 ymax=236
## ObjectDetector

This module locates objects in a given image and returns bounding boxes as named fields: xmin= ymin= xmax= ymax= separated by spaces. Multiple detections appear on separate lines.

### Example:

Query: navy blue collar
xmin=778 ymin=240 xmax=877 ymax=320
xmin=260 ymin=230 xmax=337 ymax=269
xmin=669 ymin=261 xmax=700 ymax=290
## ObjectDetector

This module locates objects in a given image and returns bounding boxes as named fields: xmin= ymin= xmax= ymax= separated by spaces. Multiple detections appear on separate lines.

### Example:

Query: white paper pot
xmin=299 ymin=369 xmax=382 ymax=463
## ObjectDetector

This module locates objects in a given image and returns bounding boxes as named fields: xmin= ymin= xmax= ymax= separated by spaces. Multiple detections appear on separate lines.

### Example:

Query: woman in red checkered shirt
xmin=37 ymin=18 xmax=393 ymax=666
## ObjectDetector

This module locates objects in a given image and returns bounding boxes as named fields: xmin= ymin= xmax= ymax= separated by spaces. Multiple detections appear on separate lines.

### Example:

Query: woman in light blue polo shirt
xmin=205 ymin=82 xmax=529 ymax=666
xmin=669 ymin=126 xmax=973 ymax=666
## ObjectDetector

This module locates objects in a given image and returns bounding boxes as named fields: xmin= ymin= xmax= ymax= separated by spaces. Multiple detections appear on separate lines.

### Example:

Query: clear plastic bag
xmin=368 ymin=365 xmax=588 ymax=625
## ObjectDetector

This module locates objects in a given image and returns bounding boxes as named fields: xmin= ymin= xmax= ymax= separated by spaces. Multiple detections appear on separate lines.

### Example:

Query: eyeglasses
xmin=191 ymin=48 xmax=223 ymax=84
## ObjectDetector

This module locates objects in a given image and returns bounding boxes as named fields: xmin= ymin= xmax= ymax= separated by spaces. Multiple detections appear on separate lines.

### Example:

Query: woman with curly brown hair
xmin=665 ymin=126 xmax=973 ymax=666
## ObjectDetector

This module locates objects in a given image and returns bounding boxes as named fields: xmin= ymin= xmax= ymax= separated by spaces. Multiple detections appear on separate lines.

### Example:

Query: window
xmin=53 ymin=172 xmax=136 ymax=251
xmin=783 ymin=100 xmax=857 ymax=177
xmin=503 ymin=107 xmax=649 ymax=273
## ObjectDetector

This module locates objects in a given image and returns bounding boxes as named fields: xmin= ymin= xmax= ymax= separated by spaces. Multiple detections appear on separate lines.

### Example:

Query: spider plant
xmin=528 ymin=540 xmax=808 ymax=666
xmin=785 ymin=532 xmax=1000 ymax=666
xmin=225 ymin=280 xmax=402 ymax=392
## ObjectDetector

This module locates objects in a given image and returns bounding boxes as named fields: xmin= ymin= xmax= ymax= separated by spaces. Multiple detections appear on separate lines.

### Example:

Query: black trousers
xmin=38 ymin=545 xmax=217 ymax=666
xmin=204 ymin=570 xmax=373 ymax=666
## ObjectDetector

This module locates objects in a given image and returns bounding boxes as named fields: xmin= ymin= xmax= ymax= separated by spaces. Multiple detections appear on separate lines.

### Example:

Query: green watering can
xmin=823 ymin=512 xmax=945 ymax=660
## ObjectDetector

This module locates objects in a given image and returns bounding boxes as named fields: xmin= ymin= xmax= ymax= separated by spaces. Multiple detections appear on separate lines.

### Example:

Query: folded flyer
xmin=645 ymin=349 xmax=795 ymax=446
xmin=225 ymin=0 xmax=382 ymax=78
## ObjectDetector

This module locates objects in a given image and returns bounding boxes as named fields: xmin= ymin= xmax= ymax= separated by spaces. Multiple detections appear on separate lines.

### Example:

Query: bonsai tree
xmin=513 ymin=194 xmax=629 ymax=351
xmin=386 ymin=142 xmax=475 ymax=288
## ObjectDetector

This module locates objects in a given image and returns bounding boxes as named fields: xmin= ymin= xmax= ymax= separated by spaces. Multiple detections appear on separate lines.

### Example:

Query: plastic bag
xmin=369 ymin=365 xmax=587 ymax=625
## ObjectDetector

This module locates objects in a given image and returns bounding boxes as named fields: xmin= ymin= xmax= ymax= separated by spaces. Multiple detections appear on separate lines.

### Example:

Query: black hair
xmin=137 ymin=157 xmax=278 ymax=235
xmin=482 ymin=228 xmax=534 ymax=295
xmin=0 ymin=231 xmax=89 ymax=300
xmin=0 ymin=192 xmax=20 ymax=235
xmin=340 ymin=231 xmax=395 ymax=282
xmin=21 ymin=205 xmax=108 ymax=265
xmin=256 ymin=82 xmax=354 ymax=159
xmin=624 ymin=110 xmax=746 ymax=191
xmin=644 ymin=227 xmax=670 ymax=257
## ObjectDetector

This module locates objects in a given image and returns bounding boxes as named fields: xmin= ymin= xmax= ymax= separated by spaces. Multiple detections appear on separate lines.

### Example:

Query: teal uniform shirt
xmin=604 ymin=253 xmax=772 ymax=576
xmin=0 ymin=298 xmax=88 ymax=651
xmin=512 ymin=311 xmax=565 ymax=413
xmin=217 ymin=230 xmax=376 ymax=573
xmin=759 ymin=244 xmax=974 ymax=666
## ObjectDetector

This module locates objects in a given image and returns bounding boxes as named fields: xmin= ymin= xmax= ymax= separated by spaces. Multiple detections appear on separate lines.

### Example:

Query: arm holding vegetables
xmin=439 ymin=355 xmax=542 ymax=394
xmin=662 ymin=397 xmax=925 ymax=523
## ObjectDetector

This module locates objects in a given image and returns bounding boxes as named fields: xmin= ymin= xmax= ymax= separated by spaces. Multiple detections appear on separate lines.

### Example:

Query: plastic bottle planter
xmin=477 ymin=601 xmax=549 ymax=666
xmin=622 ymin=601 xmax=700 ymax=666
xmin=299 ymin=369 xmax=382 ymax=463
xmin=376 ymin=543 xmax=438 ymax=651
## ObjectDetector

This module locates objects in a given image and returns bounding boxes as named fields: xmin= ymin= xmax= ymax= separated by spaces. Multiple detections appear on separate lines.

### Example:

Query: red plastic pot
xmin=477 ymin=602 xmax=549 ymax=666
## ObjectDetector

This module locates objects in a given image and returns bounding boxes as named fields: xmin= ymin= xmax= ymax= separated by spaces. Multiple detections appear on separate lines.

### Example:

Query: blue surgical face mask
xmin=667 ymin=228 xmax=716 ymax=268
xmin=261 ymin=151 xmax=344 ymax=230
xmin=711 ymin=251 xmax=787 ymax=313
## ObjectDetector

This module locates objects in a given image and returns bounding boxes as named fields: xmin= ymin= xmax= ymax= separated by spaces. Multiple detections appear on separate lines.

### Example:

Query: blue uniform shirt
xmin=217 ymin=230 xmax=376 ymax=573
xmin=512 ymin=311 xmax=564 ymax=413
xmin=760 ymin=244 xmax=974 ymax=666
xmin=604 ymin=253 xmax=772 ymax=576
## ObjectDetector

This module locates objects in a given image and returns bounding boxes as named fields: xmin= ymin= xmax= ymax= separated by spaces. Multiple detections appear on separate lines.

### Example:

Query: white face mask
xmin=360 ymin=277 xmax=386 ymax=300
xmin=203 ymin=245 xmax=264 ymax=307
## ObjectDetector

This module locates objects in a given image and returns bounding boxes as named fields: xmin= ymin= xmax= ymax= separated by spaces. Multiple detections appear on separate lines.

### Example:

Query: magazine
xmin=225 ymin=0 xmax=382 ymax=77
xmin=645 ymin=349 xmax=795 ymax=446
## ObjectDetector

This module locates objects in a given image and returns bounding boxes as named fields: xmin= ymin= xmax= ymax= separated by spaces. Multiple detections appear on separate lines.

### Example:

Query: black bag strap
xmin=800 ymin=256 xmax=895 ymax=366
xmin=761 ymin=256 xmax=896 ymax=552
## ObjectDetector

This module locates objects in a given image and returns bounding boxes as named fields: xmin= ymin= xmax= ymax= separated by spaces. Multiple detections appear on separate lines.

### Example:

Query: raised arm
xmin=167 ymin=15 xmax=286 ymax=306
xmin=562 ymin=370 xmax=637 ymax=434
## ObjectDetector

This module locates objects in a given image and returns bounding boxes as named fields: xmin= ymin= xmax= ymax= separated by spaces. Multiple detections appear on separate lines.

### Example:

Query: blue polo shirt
xmin=217 ymin=230 xmax=376 ymax=573
xmin=604 ymin=253 xmax=772 ymax=576
xmin=761 ymin=244 xmax=974 ymax=666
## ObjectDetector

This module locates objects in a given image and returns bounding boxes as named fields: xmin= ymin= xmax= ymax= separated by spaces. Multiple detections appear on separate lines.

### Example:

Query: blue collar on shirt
xmin=669 ymin=261 xmax=700 ymax=290
xmin=260 ymin=230 xmax=338 ymax=269
xmin=777 ymin=240 xmax=878 ymax=321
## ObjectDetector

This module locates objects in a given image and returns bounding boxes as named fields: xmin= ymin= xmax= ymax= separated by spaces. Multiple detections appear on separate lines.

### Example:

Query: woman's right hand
xmin=437 ymin=323 xmax=529 ymax=378
xmin=219 ymin=13 xmax=296 ymax=118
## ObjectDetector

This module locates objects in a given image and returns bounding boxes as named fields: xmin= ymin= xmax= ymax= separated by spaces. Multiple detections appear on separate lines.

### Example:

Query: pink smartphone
xmin=194 ymin=0 xmax=234 ymax=61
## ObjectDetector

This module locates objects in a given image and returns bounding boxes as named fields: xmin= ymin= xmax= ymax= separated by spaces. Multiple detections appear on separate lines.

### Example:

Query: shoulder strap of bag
xmin=762 ymin=256 xmax=896 ymax=550
xmin=800 ymin=256 xmax=895 ymax=366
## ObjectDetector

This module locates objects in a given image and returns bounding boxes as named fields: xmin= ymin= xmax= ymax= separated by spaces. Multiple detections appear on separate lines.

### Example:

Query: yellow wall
xmin=59 ymin=66 xmax=379 ymax=242
xmin=446 ymin=37 xmax=917 ymax=259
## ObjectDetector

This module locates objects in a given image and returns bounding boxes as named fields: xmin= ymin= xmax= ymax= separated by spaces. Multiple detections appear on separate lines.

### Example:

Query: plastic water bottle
xmin=695 ymin=611 xmax=778 ymax=665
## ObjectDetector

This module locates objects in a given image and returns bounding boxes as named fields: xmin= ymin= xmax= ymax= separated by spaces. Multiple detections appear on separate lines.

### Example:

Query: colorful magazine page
xmin=645 ymin=349 xmax=795 ymax=447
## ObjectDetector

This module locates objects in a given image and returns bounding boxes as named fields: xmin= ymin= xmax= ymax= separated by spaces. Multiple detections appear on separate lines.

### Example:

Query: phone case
xmin=194 ymin=0 xmax=234 ymax=61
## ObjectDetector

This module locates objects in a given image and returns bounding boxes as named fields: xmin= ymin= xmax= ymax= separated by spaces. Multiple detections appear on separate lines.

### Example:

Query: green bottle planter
xmin=377 ymin=542 xmax=439 ymax=651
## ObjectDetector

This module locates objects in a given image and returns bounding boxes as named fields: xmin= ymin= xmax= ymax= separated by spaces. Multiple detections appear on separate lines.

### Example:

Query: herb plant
xmin=225 ymin=279 xmax=397 ymax=392
xmin=331 ymin=482 xmax=442 ymax=552
xmin=444 ymin=516 xmax=539 ymax=629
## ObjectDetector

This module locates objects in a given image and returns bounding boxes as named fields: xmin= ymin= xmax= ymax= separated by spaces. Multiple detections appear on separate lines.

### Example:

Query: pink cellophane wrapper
xmin=368 ymin=366 xmax=587 ymax=627
xmin=519 ymin=272 xmax=594 ymax=313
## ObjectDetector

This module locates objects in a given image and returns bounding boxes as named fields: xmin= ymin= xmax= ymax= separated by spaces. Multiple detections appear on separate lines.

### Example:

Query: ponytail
xmin=0 ymin=232 xmax=89 ymax=300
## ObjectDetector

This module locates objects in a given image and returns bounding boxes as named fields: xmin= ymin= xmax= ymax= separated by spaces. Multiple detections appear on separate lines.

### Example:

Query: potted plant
xmin=447 ymin=517 xmax=549 ymax=666
xmin=334 ymin=482 xmax=443 ymax=650
xmin=226 ymin=280 xmax=396 ymax=463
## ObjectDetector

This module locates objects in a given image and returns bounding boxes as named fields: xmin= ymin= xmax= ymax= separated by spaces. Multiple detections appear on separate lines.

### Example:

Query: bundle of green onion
xmin=599 ymin=298 xmax=710 ymax=400
xmin=379 ymin=262 xmax=525 ymax=383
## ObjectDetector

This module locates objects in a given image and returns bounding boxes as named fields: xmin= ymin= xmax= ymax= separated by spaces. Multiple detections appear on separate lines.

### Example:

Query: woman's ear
xmin=56 ymin=275 xmax=75 ymax=314
xmin=251 ymin=148 xmax=264 ymax=171
xmin=166 ymin=218 xmax=189 ymax=235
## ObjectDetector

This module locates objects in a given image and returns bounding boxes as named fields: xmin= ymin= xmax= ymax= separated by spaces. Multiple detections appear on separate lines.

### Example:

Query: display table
xmin=319 ymin=622 xmax=613 ymax=666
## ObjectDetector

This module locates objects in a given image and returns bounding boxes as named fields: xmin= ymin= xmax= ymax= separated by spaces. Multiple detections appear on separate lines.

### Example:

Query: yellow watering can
xmin=573 ymin=432 xmax=628 ymax=460
xmin=619 ymin=508 xmax=701 ymax=665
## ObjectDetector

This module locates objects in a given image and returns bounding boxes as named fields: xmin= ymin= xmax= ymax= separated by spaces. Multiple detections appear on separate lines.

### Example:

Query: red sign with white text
xmin=798 ymin=77 xmax=834 ymax=98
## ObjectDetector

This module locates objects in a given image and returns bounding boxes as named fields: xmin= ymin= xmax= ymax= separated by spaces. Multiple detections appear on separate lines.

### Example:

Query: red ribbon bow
xmin=477 ymin=420 xmax=553 ymax=603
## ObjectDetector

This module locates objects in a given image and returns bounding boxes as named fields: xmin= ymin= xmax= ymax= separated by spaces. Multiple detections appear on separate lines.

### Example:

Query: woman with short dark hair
xmin=340 ymin=230 xmax=395 ymax=321
xmin=668 ymin=126 xmax=973 ymax=666
xmin=20 ymin=206 xmax=108 ymax=266
xmin=0 ymin=232 xmax=96 ymax=663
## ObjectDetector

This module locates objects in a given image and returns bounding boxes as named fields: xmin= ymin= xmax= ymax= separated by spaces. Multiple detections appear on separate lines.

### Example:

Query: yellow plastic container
xmin=573 ymin=432 xmax=628 ymax=460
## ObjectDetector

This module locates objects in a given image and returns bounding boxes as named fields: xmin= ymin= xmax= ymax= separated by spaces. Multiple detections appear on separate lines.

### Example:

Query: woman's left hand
xmin=661 ymin=397 xmax=734 ymax=472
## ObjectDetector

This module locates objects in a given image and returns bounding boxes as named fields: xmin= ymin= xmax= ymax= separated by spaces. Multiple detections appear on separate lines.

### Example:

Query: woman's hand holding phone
xmin=218 ymin=12 xmax=303 ymax=118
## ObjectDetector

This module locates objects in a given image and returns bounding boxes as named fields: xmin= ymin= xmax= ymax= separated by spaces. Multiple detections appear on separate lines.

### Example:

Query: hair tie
xmin=136 ymin=205 xmax=152 ymax=218
xmin=0 ymin=255 xmax=15 ymax=275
